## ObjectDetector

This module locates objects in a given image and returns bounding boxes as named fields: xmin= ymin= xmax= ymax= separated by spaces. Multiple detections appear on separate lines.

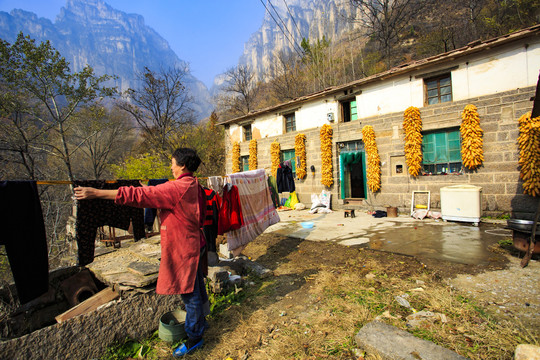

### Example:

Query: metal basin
xmin=507 ymin=219 xmax=540 ymax=233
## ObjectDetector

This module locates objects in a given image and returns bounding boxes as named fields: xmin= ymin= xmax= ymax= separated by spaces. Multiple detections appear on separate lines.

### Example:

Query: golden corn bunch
xmin=361 ymin=125 xmax=381 ymax=192
xmin=460 ymin=104 xmax=484 ymax=170
xmin=249 ymin=139 xmax=258 ymax=170
xmin=320 ymin=124 xmax=333 ymax=187
xmin=517 ymin=112 xmax=540 ymax=197
xmin=295 ymin=133 xmax=307 ymax=179
xmin=270 ymin=140 xmax=281 ymax=178
xmin=403 ymin=106 xmax=423 ymax=176
xmin=232 ymin=141 xmax=240 ymax=173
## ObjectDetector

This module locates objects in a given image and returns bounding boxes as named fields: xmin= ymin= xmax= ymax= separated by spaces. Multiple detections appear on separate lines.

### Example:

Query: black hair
xmin=172 ymin=148 xmax=201 ymax=172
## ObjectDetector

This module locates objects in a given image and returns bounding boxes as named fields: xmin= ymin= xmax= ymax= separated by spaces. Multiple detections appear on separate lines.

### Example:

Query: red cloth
xmin=115 ymin=173 xmax=205 ymax=295
xmin=217 ymin=184 xmax=244 ymax=235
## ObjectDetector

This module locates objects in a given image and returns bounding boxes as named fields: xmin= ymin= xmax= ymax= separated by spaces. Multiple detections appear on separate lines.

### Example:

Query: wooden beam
xmin=55 ymin=287 xmax=120 ymax=323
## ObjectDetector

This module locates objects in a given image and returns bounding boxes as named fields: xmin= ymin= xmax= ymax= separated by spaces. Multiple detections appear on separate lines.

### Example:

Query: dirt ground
xmin=154 ymin=228 xmax=539 ymax=360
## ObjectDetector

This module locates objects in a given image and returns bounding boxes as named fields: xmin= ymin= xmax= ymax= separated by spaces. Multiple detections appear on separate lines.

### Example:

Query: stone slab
xmin=127 ymin=261 xmax=159 ymax=276
xmin=355 ymin=321 xmax=469 ymax=360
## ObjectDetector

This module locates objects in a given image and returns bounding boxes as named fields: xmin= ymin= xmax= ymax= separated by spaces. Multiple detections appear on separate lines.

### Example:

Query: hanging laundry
xmin=203 ymin=187 xmax=222 ymax=253
xmin=207 ymin=176 xmax=224 ymax=197
xmin=225 ymin=169 xmax=280 ymax=255
xmin=144 ymin=179 xmax=169 ymax=232
xmin=0 ymin=181 xmax=49 ymax=304
xmin=218 ymin=183 xmax=244 ymax=235
xmin=73 ymin=180 xmax=146 ymax=266
xmin=267 ymin=175 xmax=280 ymax=208
xmin=276 ymin=161 xmax=295 ymax=193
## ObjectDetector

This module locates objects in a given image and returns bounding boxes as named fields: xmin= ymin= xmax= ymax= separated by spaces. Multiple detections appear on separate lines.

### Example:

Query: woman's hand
xmin=73 ymin=186 xmax=99 ymax=200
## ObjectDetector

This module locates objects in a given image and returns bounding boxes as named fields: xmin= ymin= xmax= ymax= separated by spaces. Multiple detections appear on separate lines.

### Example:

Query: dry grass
xmin=101 ymin=239 xmax=537 ymax=360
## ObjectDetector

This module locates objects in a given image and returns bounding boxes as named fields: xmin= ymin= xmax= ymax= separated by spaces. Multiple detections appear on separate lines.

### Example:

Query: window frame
xmin=424 ymin=73 xmax=452 ymax=106
xmin=243 ymin=124 xmax=252 ymax=141
xmin=240 ymin=155 xmax=250 ymax=172
xmin=421 ymin=127 xmax=462 ymax=175
xmin=284 ymin=113 xmax=296 ymax=133
xmin=280 ymin=149 xmax=296 ymax=178
xmin=340 ymin=98 xmax=358 ymax=123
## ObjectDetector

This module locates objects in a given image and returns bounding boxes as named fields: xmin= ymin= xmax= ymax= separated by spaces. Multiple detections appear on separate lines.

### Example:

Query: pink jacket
xmin=115 ymin=174 xmax=204 ymax=295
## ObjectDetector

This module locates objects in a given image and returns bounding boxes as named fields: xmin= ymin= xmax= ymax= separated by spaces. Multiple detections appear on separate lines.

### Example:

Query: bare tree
xmin=219 ymin=64 xmax=260 ymax=116
xmin=349 ymin=0 xmax=429 ymax=69
xmin=71 ymin=103 xmax=135 ymax=179
xmin=118 ymin=66 xmax=195 ymax=158
xmin=268 ymin=50 xmax=305 ymax=102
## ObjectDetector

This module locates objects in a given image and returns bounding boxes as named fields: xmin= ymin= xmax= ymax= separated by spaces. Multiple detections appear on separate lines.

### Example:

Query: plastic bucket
xmin=386 ymin=206 xmax=398 ymax=218
xmin=158 ymin=309 xmax=187 ymax=343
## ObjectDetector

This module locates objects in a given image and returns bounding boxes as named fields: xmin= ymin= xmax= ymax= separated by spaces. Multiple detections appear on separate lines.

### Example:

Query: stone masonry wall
xmin=0 ymin=293 xmax=183 ymax=360
xmin=224 ymin=86 xmax=537 ymax=218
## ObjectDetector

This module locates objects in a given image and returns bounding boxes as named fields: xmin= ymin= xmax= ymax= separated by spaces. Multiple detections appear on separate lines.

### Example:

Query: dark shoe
xmin=173 ymin=338 xmax=203 ymax=357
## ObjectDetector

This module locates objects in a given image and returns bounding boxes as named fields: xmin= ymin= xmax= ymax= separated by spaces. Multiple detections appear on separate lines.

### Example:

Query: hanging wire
xmin=258 ymin=0 xmax=304 ymax=58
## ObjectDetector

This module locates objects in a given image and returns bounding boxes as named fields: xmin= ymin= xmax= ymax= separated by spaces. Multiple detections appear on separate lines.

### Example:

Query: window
xmin=284 ymin=113 xmax=296 ymax=133
xmin=422 ymin=128 xmax=461 ymax=175
xmin=243 ymin=125 xmax=252 ymax=141
xmin=341 ymin=99 xmax=358 ymax=122
xmin=240 ymin=155 xmax=249 ymax=172
xmin=281 ymin=149 xmax=296 ymax=177
xmin=425 ymin=74 xmax=452 ymax=105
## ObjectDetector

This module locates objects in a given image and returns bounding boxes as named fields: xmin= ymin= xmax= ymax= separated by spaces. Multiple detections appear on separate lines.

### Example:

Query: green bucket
xmin=158 ymin=309 xmax=187 ymax=343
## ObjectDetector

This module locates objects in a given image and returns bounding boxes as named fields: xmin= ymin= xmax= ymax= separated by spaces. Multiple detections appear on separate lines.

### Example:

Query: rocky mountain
xmin=238 ymin=0 xmax=362 ymax=82
xmin=0 ymin=0 xmax=213 ymax=120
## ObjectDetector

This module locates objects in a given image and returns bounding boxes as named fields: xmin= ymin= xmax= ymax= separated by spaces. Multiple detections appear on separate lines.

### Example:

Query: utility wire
xmin=282 ymin=0 xmax=303 ymax=39
xmin=258 ymin=0 xmax=304 ymax=58
xmin=267 ymin=0 xmax=304 ymax=54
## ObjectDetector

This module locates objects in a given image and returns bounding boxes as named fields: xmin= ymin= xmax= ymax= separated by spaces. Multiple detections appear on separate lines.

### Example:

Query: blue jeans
xmin=181 ymin=254 xmax=209 ymax=340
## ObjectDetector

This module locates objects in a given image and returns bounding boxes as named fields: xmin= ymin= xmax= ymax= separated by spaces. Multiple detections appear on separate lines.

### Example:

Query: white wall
xmin=232 ymin=39 xmax=539 ymax=136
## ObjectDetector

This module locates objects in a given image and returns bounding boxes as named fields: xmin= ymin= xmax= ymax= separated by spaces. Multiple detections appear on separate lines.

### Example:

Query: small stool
xmin=344 ymin=209 xmax=355 ymax=218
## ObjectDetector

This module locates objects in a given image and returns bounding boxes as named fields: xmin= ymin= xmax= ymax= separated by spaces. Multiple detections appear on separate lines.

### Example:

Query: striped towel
xmin=226 ymin=169 xmax=280 ymax=252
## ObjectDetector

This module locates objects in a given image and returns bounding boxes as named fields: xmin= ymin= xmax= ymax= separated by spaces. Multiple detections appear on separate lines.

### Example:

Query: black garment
xmin=144 ymin=179 xmax=169 ymax=229
xmin=73 ymin=180 xmax=145 ymax=266
xmin=372 ymin=210 xmax=387 ymax=218
xmin=203 ymin=188 xmax=220 ymax=253
xmin=0 ymin=181 xmax=49 ymax=304
xmin=276 ymin=163 xmax=295 ymax=193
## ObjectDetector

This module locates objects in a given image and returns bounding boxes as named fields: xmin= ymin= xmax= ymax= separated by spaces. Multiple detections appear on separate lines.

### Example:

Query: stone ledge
xmin=355 ymin=321 xmax=469 ymax=360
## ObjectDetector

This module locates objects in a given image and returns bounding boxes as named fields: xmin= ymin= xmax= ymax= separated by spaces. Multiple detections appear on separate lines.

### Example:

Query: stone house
xmin=219 ymin=25 xmax=540 ymax=218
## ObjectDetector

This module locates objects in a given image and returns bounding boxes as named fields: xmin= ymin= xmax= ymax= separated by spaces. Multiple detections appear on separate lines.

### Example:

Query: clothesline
xmin=34 ymin=176 xmax=219 ymax=185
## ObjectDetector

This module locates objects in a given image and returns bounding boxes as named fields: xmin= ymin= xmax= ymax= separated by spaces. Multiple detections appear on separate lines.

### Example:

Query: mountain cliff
xmin=0 ymin=0 xmax=212 ymax=120
xmin=238 ymin=0 xmax=362 ymax=82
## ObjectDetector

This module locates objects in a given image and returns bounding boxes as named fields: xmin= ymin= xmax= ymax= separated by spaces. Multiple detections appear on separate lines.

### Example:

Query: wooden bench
xmin=344 ymin=209 xmax=355 ymax=218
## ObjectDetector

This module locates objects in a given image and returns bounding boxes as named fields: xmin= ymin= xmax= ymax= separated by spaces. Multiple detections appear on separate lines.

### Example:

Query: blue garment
xmin=180 ymin=248 xmax=209 ymax=340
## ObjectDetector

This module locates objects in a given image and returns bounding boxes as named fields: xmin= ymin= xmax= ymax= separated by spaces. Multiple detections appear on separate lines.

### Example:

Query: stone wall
xmin=0 ymin=292 xmax=183 ymax=360
xmin=224 ymin=86 xmax=537 ymax=218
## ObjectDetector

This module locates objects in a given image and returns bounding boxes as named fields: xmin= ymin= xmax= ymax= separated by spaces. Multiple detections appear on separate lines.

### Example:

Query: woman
xmin=74 ymin=148 xmax=208 ymax=357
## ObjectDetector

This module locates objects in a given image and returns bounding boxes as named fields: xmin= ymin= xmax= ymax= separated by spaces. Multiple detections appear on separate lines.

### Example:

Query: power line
xmin=282 ymin=0 xmax=303 ymax=39
xmin=258 ymin=0 xmax=304 ymax=58
xmin=267 ymin=0 xmax=304 ymax=54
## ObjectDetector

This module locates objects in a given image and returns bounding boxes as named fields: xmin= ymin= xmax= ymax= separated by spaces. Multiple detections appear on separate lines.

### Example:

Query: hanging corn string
xmin=270 ymin=140 xmax=281 ymax=178
xmin=403 ymin=106 xmax=423 ymax=176
xmin=295 ymin=133 xmax=307 ymax=179
xmin=460 ymin=104 xmax=484 ymax=170
xmin=518 ymin=112 xmax=540 ymax=197
xmin=361 ymin=125 xmax=381 ymax=192
xmin=232 ymin=141 xmax=240 ymax=173
xmin=320 ymin=124 xmax=333 ymax=187
xmin=249 ymin=139 xmax=257 ymax=170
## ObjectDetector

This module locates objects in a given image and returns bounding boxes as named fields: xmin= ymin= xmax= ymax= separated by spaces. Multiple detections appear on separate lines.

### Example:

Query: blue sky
xmin=0 ymin=0 xmax=266 ymax=88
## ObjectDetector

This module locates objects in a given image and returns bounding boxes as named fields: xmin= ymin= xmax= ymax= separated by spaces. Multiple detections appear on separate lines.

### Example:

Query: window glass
xmin=241 ymin=155 xmax=249 ymax=172
xmin=285 ymin=113 xmax=296 ymax=133
xmin=243 ymin=125 xmax=252 ymax=141
xmin=281 ymin=149 xmax=296 ymax=176
xmin=425 ymin=74 xmax=452 ymax=105
xmin=350 ymin=100 xmax=358 ymax=121
xmin=422 ymin=128 xmax=461 ymax=175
